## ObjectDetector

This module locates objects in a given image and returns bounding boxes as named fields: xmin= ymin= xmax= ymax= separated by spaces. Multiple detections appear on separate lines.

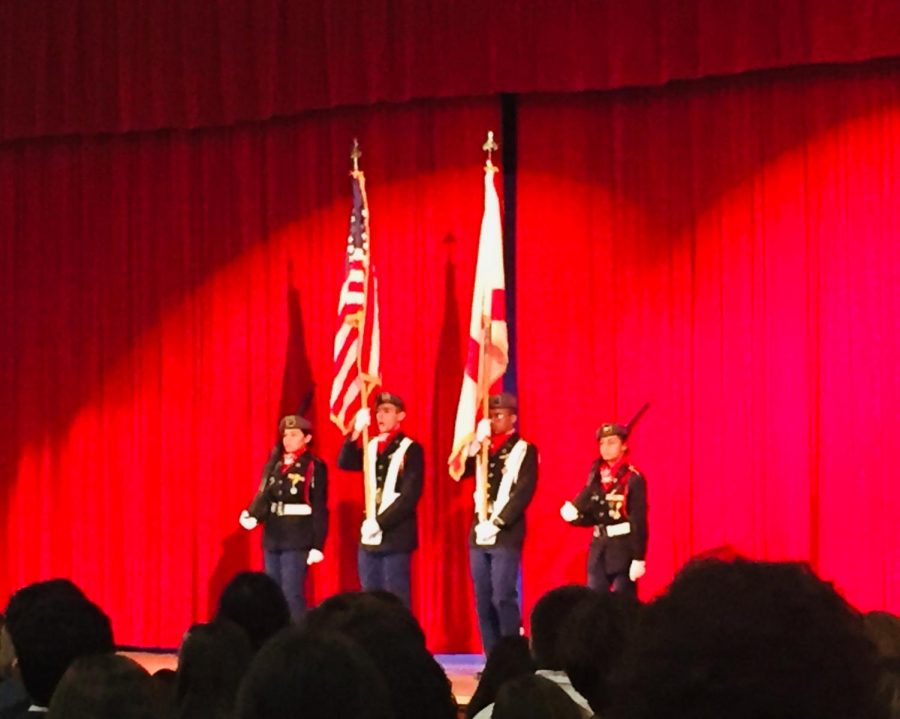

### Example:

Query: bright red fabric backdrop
xmin=0 ymin=98 xmax=499 ymax=650
xmin=515 ymin=60 xmax=900 ymax=621
xmin=2 ymin=3 xmax=899 ymax=653
xmin=3 ymin=0 xmax=900 ymax=141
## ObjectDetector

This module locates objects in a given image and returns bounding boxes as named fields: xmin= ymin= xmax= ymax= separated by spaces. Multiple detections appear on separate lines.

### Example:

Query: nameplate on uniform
xmin=606 ymin=522 xmax=631 ymax=537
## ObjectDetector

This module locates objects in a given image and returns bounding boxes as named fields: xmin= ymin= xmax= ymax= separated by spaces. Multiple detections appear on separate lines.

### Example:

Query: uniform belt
xmin=271 ymin=502 xmax=312 ymax=516
xmin=593 ymin=522 xmax=630 ymax=538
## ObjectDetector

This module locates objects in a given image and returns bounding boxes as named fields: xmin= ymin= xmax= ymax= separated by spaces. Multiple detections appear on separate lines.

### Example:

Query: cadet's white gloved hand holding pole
xmin=361 ymin=517 xmax=381 ymax=542
xmin=353 ymin=408 xmax=372 ymax=436
xmin=475 ymin=520 xmax=500 ymax=544
xmin=475 ymin=418 xmax=492 ymax=443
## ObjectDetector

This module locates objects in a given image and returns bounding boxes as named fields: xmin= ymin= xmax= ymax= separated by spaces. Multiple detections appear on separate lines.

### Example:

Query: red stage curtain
xmin=4 ymin=0 xmax=900 ymax=141
xmin=515 ymin=60 xmax=900 ymax=620
xmin=0 ymin=97 xmax=498 ymax=651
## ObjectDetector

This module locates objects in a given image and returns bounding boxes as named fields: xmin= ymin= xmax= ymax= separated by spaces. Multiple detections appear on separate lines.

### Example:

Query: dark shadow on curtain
xmin=205 ymin=529 xmax=250 ymax=620
xmin=0 ymin=98 xmax=494 ymax=473
xmin=423 ymin=237 xmax=479 ymax=648
xmin=206 ymin=262 xmax=316 ymax=616
xmin=278 ymin=260 xmax=317 ymax=424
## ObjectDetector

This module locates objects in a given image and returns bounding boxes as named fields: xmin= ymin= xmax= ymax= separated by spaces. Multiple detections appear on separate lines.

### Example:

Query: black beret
xmin=279 ymin=415 xmax=313 ymax=433
xmin=596 ymin=423 xmax=628 ymax=440
xmin=488 ymin=392 xmax=518 ymax=411
xmin=374 ymin=392 xmax=405 ymax=411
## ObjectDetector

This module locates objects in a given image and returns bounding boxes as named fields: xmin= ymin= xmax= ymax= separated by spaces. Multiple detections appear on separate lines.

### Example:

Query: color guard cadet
xmin=239 ymin=415 xmax=329 ymax=621
xmin=337 ymin=391 xmax=424 ymax=609
xmin=560 ymin=421 xmax=648 ymax=596
xmin=466 ymin=392 xmax=538 ymax=655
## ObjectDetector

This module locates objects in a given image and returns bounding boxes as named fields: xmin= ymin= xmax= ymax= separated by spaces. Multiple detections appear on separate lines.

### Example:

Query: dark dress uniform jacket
xmin=465 ymin=433 xmax=539 ymax=550
xmin=337 ymin=433 xmax=424 ymax=553
xmin=571 ymin=459 xmax=648 ymax=574
xmin=247 ymin=451 xmax=328 ymax=552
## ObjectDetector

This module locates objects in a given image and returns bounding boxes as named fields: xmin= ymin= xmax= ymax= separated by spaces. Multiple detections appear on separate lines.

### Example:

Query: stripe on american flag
xmin=330 ymin=172 xmax=381 ymax=435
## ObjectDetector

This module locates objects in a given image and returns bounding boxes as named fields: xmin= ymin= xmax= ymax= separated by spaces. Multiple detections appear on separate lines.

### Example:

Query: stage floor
xmin=124 ymin=651 xmax=484 ymax=705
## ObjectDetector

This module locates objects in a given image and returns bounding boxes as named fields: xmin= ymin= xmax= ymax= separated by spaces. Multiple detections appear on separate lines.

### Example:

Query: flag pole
xmin=477 ymin=131 xmax=499 ymax=522
xmin=477 ymin=313 xmax=491 ymax=521
xmin=351 ymin=139 xmax=376 ymax=521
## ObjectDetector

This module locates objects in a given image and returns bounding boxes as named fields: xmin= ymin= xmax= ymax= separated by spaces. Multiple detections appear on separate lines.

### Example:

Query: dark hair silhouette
xmin=493 ymin=674 xmax=583 ymax=719
xmin=236 ymin=627 xmax=393 ymax=719
xmin=559 ymin=591 xmax=639 ymax=714
xmin=5 ymin=580 xmax=114 ymax=706
xmin=529 ymin=585 xmax=597 ymax=670
xmin=611 ymin=559 xmax=885 ymax=719
xmin=305 ymin=591 xmax=456 ymax=719
xmin=466 ymin=635 xmax=535 ymax=719
xmin=216 ymin=572 xmax=290 ymax=652
xmin=175 ymin=619 xmax=252 ymax=719
xmin=47 ymin=654 xmax=160 ymax=719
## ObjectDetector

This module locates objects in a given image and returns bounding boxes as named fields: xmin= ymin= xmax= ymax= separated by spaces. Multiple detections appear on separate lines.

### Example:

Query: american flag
xmin=330 ymin=171 xmax=381 ymax=435
xmin=448 ymin=167 xmax=509 ymax=479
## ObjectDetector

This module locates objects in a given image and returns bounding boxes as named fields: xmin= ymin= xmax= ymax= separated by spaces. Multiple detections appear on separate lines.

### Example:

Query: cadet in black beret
xmin=336 ymin=392 xmax=424 ymax=609
xmin=461 ymin=391 xmax=538 ymax=655
xmin=489 ymin=392 xmax=518 ymax=412
xmin=596 ymin=423 xmax=628 ymax=441
xmin=560 ymin=419 xmax=648 ymax=596
xmin=371 ymin=391 xmax=405 ymax=411
xmin=278 ymin=414 xmax=313 ymax=434
xmin=239 ymin=415 xmax=329 ymax=621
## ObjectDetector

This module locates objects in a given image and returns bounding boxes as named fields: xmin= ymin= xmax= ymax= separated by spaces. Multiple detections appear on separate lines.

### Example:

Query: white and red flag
xmin=448 ymin=167 xmax=509 ymax=479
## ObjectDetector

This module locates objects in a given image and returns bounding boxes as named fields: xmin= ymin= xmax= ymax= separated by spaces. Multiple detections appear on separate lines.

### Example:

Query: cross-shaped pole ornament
xmin=483 ymin=131 xmax=498 ymax=171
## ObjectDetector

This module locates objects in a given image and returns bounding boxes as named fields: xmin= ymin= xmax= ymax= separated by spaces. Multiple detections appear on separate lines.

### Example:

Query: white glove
xmin=467 ymin=418 xmax=494 ymax=457
xmin=560 ymin=501 xmax=579 ymax=523
xmin=361 ymin=517 xmax=381 ymax=542
xmin=353 ymin=408 xmax=372 ymax=434
xmin=475 ymin=520 xmax=500 ymax=545
xmin=306 ymin=549 xmax=324 ymax=565
xmin=238 ymin=510 xmax=257 ymax=531
xmin=629 ymin=560 xmax=646 ymax=582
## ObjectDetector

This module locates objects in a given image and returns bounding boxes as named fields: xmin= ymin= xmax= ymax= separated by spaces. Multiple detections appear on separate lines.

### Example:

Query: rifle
xmin=625 ymin=401 xmax=650 ymax=435
xmin=572 ymin=402 xmax=651 ymax=514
